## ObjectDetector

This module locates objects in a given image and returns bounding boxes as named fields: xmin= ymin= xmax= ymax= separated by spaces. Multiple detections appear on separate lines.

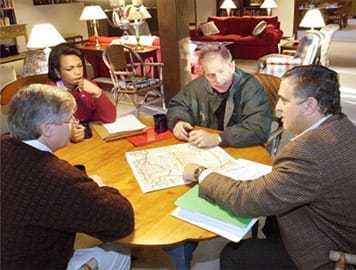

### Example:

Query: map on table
xmin=125 ymin=143 xmax=235 ymax=193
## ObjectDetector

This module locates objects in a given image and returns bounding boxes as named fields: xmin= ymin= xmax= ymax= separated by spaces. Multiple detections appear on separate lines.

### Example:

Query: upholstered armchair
xmin=319 ymin=24 xmax=340 ymax=66
xmin=259 ymin=32 xmax=321 ymax=77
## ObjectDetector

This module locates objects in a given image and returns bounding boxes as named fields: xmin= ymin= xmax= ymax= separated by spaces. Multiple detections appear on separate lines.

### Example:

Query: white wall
xmin=273 ymin=0 xmax=295 ymax=38
xmin=15 ymin=1 xmax=88 ymax=41
xmin=196 ymin=0 xmax=216 ymax=24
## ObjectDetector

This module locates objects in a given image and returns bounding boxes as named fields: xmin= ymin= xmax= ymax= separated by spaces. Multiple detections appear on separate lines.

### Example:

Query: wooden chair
xmin=1 ymin=74 xmax=49 ymax=106
xmin=1 ymin=74 xmax=49 ymax=134
xmin=102 ymin=43 xmax=165 ymax=113
xmin=254 ymin=73 xmax=283 ymax=156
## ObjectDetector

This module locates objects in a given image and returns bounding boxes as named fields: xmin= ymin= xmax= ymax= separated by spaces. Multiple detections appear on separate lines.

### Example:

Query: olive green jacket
xmin=167 ymin=69 xmax=272 ymax=147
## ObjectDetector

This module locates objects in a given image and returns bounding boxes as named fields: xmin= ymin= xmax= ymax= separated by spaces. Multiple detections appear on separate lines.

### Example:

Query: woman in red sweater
xmin=48 ymin=44 xmax=116 ymax=123
xmin=48 ymin=44 xmax=116 ymax=143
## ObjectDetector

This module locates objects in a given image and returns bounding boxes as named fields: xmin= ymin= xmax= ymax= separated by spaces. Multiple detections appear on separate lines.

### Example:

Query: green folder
xmin=175 ymin=186 xmax=251 ymax=228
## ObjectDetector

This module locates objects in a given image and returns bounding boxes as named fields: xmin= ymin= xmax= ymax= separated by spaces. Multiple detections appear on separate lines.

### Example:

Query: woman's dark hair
xmin=282 ymin=65 xmax=341 ymax=115
xmin=48 ymin=43 xmax=85 ymax=82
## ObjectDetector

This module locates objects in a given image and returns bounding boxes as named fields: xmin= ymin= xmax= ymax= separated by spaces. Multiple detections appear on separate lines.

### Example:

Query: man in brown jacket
xmin=184 ymin=65 xmax=356 ymax=269
xmin=1 ymin=84 xmax=134 ymax=269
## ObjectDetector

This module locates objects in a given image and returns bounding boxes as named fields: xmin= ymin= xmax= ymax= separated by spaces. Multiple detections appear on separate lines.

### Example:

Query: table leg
xmin=163 ymin=241 xmax=198 ymax=270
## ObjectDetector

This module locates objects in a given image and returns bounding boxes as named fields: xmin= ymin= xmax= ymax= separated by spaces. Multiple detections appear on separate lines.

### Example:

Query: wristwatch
xmin=193 ymin=166 xmax=207 ymax=181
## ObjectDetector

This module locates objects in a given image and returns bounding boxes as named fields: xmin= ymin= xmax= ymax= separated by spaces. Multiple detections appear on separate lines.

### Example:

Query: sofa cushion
xmin=200 ymin=21 xmax=220 ymax=36
xmin=252 ymin=20 xmax=267 ymax=36
xmin=207 ymin=16 xmax=230 ymax=35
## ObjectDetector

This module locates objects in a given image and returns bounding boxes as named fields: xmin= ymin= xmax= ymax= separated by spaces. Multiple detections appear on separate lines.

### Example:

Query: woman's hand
xmin=71 ymin=122 xmax=85 ymax=143
xmin=78 ymin=79 xmax=102 ymax=98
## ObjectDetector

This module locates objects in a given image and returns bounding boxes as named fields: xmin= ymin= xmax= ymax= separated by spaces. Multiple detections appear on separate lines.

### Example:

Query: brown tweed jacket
xmin=199 ymin=114 xmax=356 ymax=269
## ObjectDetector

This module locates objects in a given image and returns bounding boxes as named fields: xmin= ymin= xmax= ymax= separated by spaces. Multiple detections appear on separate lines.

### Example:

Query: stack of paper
xmin=171 ymin=159 xmax=272 ymax=242
xmin=91 ymin=114 xmax=146 ymax=142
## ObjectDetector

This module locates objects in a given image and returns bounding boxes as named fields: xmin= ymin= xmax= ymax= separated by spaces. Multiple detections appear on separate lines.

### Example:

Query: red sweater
xmin=1 ymin=136 xmax=134 ymax=269
xmin=49 ymin=80 xmax=116 ymax=123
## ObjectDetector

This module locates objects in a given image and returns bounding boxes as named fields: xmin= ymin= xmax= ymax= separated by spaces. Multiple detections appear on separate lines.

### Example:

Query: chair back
xmin=254 ymin=73 xmax=280 ymax=109
xmin=295 ymin=32 xmax=321 ymax=65
xmin=320 ymin=24 xmax=340 ymax=66
xmin=1 ymin=74 xmax=49 ymax=106
xmin=103 ymin=44 xmax=144 ymax=76
xmin=254 ymin=73 xmax=283 ymax=156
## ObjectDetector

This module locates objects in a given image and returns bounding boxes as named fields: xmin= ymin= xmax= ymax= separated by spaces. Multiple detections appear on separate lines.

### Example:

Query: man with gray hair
xmin=1 ymin=84 xmax=134 ymax=269
xmin=184 ymin=65 xmax=356 ymax=269
xmin=167 ymin=45 xmax=272 ymax=148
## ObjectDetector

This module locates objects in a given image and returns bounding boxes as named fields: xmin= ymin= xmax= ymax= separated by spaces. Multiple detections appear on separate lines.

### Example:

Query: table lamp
xmin=127 ymin=4 xmax=151 ymax=50
xmin=109 ymin=0 xmax=130 ymax=39
xmin=261 ymin=0 xmax=278 ymax=16
xmin=299 ymin=8 xmax=326 ymax=31
xmin=80 ymin=5 xmax=107 ymax=49
xmin=220 ymin=0 xmax=237 ymax=16
xmin=24 ymin=23 xmax=65 ymax=76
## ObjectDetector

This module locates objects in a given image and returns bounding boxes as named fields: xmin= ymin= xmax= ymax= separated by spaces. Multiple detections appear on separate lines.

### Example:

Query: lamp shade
xmin=127 ymin=5 xmax=151 ymax=21
xmin=220 ymin=0 xmax=237 ymax=9
xmin=80 ymin=5 xmax=107 ymax=21
xmin=27 ymin=23 xmax=65 ymax=49
xmin=299 ymin=8 xmax=325 ymax=28
xmin=261 ymin=0 xmax=278 ymax=9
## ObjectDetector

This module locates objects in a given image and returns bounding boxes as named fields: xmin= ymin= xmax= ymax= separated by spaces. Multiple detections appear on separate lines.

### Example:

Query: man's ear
xmin=304 ymin=97 xmax=319 ymax=115
xmin=39 ymin=122 xmax=54 ymax=138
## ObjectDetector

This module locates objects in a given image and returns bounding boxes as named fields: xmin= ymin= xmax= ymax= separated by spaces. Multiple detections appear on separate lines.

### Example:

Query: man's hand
xmin=183 ymin=163 xmax=202 ymax=182
xmin=173 ymin=121 xmax=193 ymax=141
xmin=188 ymin=130 xmax=220 ymax=148
xmin=78 ymin=79 xmax=102 ymax=98
xmin=71 ymin=123 xmax=85 ymax=143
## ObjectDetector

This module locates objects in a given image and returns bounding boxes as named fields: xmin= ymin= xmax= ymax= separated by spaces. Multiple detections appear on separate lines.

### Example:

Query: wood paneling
xmin=157 ymin=0 xmax=192 ymax=102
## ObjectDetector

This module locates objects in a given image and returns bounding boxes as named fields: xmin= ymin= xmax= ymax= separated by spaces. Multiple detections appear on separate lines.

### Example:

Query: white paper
xmin=215 ymin=159 xmax=272 ymax=181
xmin=103 ymin=114 xmax=146 ymax=134
xmin=126 ymin=144 xmax=235 ymax=193
xmin=171 ymin=208 xmax=257 ymax=243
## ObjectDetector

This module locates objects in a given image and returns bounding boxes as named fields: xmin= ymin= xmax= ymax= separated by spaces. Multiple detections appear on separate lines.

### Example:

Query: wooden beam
xmin=157 ymin=0 xmax=192 ymax=102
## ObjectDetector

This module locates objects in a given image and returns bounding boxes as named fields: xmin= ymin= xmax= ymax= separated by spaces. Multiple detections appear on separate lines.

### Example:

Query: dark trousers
xmin=221 ymin=238 xmax=297 ymax=270
xmin=221 ymin=217 xmax=297 ymax=270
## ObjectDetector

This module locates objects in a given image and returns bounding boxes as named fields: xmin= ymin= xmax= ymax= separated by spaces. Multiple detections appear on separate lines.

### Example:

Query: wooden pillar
xmin=157 ymin=0 xmax=192 ymax=102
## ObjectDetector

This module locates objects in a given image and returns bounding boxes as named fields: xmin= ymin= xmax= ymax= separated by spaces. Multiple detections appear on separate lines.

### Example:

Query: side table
xmin=280 ymin=40 xmax=299 ymax=54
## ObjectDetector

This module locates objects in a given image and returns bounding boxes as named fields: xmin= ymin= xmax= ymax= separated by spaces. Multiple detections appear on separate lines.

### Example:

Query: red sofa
xmin=190 ymin=16 xmax=283 ymax=60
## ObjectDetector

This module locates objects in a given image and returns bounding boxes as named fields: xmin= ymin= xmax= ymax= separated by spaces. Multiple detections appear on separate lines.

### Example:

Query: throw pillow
xmin=252 ymin=21 xmax=267 ymax=36
xmin=200 ymin=21 xmax=220 ymax=36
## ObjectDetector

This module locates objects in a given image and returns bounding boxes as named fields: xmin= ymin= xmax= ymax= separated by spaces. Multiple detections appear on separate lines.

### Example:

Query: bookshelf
xmin=0 ymin=0 xmax=27 ymax=63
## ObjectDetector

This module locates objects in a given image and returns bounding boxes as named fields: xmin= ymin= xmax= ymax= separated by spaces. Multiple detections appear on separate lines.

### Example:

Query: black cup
xmin=153 ymin=113 xmax=168 ymax=134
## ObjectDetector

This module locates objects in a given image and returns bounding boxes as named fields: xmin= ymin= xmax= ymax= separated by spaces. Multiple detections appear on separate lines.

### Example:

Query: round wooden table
xmin=55 ymin=118 xmax=272 ymax=250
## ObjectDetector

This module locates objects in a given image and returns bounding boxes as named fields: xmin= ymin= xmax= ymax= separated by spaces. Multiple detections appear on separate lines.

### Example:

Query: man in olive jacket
xmin=167 ymin=46 xmax=272 ymax=148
